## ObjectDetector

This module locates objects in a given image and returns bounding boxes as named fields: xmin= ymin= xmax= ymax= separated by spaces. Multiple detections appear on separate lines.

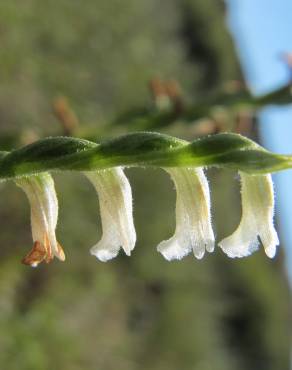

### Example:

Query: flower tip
xmin=218 ymin=239 xmax=259 ymax=258
xmin=194 ymin=249 xmax=205 ymax=260
xmin=21 ymin=241 xmax=46 ymax=267
xmin=192 ymin=239 xmax=214 ymax=259
xmin=55 ymin=243 xmax=66 ymax=261
xmin=120 ymin=240 xmax=135 ymax=257
xmin=264 ymin=245 xmax=277 ymax=259
xmin=205 ymin=239 xmax=215 ymax=253
xmin=260 ymin=227 xmax=279 ymax=259
xmin=22 ymin=259 xmax=40 ymax=268
xmin=90 ymin=245 xmax=119 ymax=262
xmin=123 ymin=248 xmax=132 ymax=257
xmin=157 ymin=240 xmax=190 ymax=261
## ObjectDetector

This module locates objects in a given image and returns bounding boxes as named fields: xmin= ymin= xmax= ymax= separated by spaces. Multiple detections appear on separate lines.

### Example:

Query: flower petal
xmin=157 ymin=167 xmax=215 ymax=260
xmin=16 ymin=173 xmax=64 ymax=265
xmin=85 ymin=168 xmax=136 ymax=262
xmin=219 ymin=172 xmax=279 ymax=258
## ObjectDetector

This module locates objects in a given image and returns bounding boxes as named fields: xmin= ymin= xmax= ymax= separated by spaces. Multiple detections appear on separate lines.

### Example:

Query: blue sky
xmin=226 ymin=0 xmax=292 ymax=282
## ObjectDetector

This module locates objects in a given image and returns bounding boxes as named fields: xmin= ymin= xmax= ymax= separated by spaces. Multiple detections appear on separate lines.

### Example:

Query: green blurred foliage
xmin=0 ymin=1 xmax=290 ymax=370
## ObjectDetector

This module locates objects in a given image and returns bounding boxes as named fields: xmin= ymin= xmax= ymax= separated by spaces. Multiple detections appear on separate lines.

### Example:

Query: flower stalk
xmin=0 ymin=132 xmax=292 ymax=180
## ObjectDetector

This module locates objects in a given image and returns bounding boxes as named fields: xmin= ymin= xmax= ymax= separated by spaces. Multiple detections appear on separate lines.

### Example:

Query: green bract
xmin=0 ymin=132 xmax=291 ymax=179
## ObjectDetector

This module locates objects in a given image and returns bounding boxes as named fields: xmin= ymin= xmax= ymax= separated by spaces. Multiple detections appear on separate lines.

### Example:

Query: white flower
xmin=85 ymin=168 xmax=136 ymax=262
xmin=219 ymin=172 xmax=279 ymax=258
xmin=16 ymin=173 xmax=65 ymax=267
xmin=157 ymin=167 xmax=215 ymax=260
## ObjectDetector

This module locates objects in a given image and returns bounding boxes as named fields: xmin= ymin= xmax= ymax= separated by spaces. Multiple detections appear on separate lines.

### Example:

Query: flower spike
xmin=0 ymin=132 xmax=287 ymax=267
xmin=219 ymin=172 xmax=279 ymax=258
xmin=157 ymin=168 xmax=215 ymax=260
xmin=85 ymin=168 xmax=136 ymax=262
xmin=16 ymin=173 xmax=65 ymax=267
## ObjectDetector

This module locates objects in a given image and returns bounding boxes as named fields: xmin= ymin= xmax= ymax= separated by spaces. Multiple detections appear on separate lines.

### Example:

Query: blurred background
xmin=0 ymin=1 xmax=291 ymax=369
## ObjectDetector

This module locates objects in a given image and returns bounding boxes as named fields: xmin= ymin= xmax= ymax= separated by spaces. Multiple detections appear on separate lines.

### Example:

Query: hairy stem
xmin=0 ymin=132 xmax=291 ymax=180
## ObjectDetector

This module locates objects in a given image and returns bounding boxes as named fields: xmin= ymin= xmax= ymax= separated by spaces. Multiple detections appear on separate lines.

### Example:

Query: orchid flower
xmin=85 ymin=168 xmax=136 ymax=262
xmin=219 ymin=172 xmax=279 ymax=258
xmin=0 ymin=132 xmax=286 ymax=267
xmin=157 ymin=167 xmax=215 ymax=260
xmin=16 ymin=173 xmax=65 ymax=267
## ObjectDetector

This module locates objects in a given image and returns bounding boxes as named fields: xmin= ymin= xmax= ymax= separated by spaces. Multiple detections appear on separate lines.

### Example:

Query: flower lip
xmin=16 ymin=173 xmax=65 ymax=267
xmin=219 ymin=172 xmax=279 ymax=258
xmin=85 ymin=167 xmax=136 ymax=262
xmin=157 ymin=167 xmax=215 ymax=261
xmin=22 ymin=241 xmax=47 ymax=267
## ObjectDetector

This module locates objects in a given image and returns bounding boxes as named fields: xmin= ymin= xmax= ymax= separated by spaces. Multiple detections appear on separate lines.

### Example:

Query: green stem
xmin=0 ymin=132 xmax=291 ymax=180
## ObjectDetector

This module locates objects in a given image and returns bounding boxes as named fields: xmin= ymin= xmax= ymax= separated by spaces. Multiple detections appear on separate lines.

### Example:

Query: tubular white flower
xmin=85 ymin=168 xmax=136 ymax=262
xmin=16 ymin=173 xmax=65 ymax=266
xmin=219 ymin=172 xmax=279 ymax=258
xmin=157 ymin=167 xmax=215 ymax=260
